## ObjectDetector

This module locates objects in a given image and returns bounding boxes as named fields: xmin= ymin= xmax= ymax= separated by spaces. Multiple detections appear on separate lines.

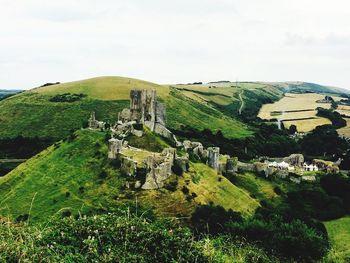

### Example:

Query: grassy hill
xmin=267 ymin=81 xmax=349 ymax=95
xmin=3 ymin=77 xmax=343 ymax=144
xmin=0 ymin=129 xmax=259 ymax=223
xmin=0 ymin=76 xmax=253 ymax=142
xmin=174 ymin=81 xmax=284 ymax=119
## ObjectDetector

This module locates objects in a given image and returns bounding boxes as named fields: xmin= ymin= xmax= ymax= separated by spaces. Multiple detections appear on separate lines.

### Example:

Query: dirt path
xmin=0 ymin=159 xmax=27 ymax=163
xmin=238 ymin=90 xmax=244 ymax=115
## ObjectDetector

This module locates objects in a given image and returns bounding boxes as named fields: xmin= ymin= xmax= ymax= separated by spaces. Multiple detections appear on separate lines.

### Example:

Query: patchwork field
xmin=336 ymin=105 xmax=350 ymax=117
xmin=258 ymin=93 xmax=343 ymax=132
xmin=337 ymin=118 xmax=350 ymax=138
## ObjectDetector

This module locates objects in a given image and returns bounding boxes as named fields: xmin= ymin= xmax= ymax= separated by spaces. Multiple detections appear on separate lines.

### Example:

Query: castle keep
xmin=120 ymin=89 xmax=167 ymax=133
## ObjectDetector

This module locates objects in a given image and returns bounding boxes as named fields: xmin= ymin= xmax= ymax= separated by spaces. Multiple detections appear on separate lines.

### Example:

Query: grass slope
xmin=33 ymin=76 xmax=170 ymax=100
xmin=174 ymin=82 xmax=284 ymax=118
xmin=324 ymin=216 xmax=350 ymax=262
xmin=0 ymin=76 xmax=252 ymax=141
xmin=0 ymin=130 xmax=259 ymax=223
xmin=0 ymin=130 xmax=126 ymax=223
xmin=139 ymin=163 xmax=259 ymax=217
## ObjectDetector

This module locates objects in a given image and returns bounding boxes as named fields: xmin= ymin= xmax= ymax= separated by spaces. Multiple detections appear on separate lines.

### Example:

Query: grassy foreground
xmin=0 ymin=210 xmax=278 ymax=263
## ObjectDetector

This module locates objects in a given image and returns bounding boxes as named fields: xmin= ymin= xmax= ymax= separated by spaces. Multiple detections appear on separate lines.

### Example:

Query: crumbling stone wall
xmin=120 ymin=157 xmax=137 ymax=177
xmin=207 ymin=147 xmax=220 ymax=171
xmin=108 ymin=138 xmax=123 ymax=159
xmin=142 ymin=148 xmax=176 ymax=190
xmin=283 ymin=154 xmax=304 ymax=167
xmin=88 ymin=112 xmax=105 ymax=129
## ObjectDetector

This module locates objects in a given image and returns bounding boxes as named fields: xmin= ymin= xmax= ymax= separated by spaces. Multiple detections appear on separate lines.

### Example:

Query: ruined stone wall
xmin=120 ymin=157 xmax=137 ymax=177
xmin=155 ymin=102 xmax=166 ymax=126
xmin=141 ymin=148 xmax=176 ymax=190
xmin=108 ymin=138 xmax=123 ymax=159
xmin=207 ymin=147 xmax=220 ymax=171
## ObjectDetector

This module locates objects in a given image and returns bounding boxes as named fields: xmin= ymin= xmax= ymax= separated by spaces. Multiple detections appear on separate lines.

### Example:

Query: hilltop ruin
xmin=88 ymin=88 xmax=340 ymax=191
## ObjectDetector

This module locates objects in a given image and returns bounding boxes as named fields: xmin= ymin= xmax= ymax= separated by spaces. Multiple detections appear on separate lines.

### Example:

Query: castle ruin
xmin=120 ymin=89 xmax=168 ymax=134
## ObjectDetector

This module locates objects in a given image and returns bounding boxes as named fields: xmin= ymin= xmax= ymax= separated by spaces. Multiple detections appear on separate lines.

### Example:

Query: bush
xmin=172 ymin=163 xmax=183 ymax=176
xmin=49 ymin=93 xmax=87 ymax=102
xmin=320 ymin=173 xmax=350 ymax=213
xmin=99 ymin=170 xmax=108 ymax=179
xmin=226 ymin=216 xmax=329 ymax=261
xmin=286 ymin=188 xmax=346 ymax=220
xmin=273 ymin=186 xmax=282 ymax=195
xmin=181 ymin=186 xmax=189 ymax=195
xmin=191 ymin=205 xmax=243 ymax=235
xmin=164 ymin=179 xmax=178 ymax=192
xmin=62 ymin=210 xmax=72 ymax=217
xmin=316 ymin=107 xmax=346 ymax=128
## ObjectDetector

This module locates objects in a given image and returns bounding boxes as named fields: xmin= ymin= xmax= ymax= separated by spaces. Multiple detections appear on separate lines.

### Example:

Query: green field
xmin=324 ymin=216 xmax=350 ymax=262
xmin=34 ymin=76 xmax=170 ymax=100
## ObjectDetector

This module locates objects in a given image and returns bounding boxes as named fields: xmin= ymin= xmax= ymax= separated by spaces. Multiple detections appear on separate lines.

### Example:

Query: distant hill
xmin=0 ymin=76 xmax=253 ymax=142
xmin=1 ymin=76 xmax=347 ymax=144
xmin=0 ymin=89 xmax=22 ymax=99
xmin=263 ymin=81 xmax=350 ymax=95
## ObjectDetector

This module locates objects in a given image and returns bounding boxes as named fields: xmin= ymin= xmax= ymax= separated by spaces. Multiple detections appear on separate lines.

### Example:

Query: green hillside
xmin=174 ymin=81 xmax=285 ymax=119
xmin=0 ymin=129 xmax=258 ymax=223
xmin=0 ymin=76 xmax=253 ymax=142
xmin=33 ymin=76 xmax=170 ymax=100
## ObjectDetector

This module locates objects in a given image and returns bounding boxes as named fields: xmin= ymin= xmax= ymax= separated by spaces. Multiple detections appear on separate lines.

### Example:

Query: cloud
xmin=0 ymin=0 xmax=350 ymax=90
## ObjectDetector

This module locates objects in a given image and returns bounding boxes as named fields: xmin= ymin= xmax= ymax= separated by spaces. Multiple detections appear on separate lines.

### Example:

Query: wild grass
xmin=0 ymin=209 xmax=281 ymax=262
xmin=34 ymin=76 xmax=170 ymax=100
xmin=324 ymin=216 xmax=350 ymax=262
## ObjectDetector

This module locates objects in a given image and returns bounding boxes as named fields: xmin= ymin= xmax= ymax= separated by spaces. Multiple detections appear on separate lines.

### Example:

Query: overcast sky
xmin=1 ymin=0 xmax=350 ymax=90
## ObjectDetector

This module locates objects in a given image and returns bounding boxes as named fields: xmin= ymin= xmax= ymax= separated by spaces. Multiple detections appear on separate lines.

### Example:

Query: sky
xmin=0 ymin=0 xmax=350 ymax=90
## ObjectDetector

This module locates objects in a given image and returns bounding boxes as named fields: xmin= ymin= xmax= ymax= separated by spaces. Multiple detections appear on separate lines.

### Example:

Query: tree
xmin=289 ymin=124 xmax=297 ymax=134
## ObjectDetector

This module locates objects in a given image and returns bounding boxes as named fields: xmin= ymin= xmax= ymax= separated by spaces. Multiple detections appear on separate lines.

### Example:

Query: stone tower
xmin=108 ymin=138 xmax=123 ymax=159
xmin=88 ymin=112 xmax=96 ymax=129
xmin=142 ymin=90 xmax=156 ymax=130
xmin=207 ymin=147 xmax=220 ymax=171
xmin=129 ymin=89 xmax=157 ymax=130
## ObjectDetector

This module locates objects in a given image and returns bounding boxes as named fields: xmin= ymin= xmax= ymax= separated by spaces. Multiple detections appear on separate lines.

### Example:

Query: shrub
xmin=191 ymin=205 xmax=243 ymax=235
xmin=99 ymin=170 xmax=108 ymax=179
xmin=172 ymin=163 xmax=184 ymax=176
xmin=164 ymin=179 xmax=178 ymax=192
xmin=49 ymin=93 xmax=87 ymax=103
xmin=62 ymin=210 xmax=72 ymax=217
xmin=273 ymin=186 xmax=282 ymax=195
xmin=16 ymin=214 xmax=29 ymax=223
xmin=226 ymin=216 xmax=329 ymax=261
xmin=181 ymin=186 xmax=189 ymax=195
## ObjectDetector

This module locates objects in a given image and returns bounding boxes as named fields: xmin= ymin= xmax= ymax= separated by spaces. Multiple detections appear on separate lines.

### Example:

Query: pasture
xmin=258 ymin=93 xmax=343 ymax=132
xmin=337 ymin=118 xmax=350 ymax=138
xmin=336 ymin=105 xmax=350 ymax=117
